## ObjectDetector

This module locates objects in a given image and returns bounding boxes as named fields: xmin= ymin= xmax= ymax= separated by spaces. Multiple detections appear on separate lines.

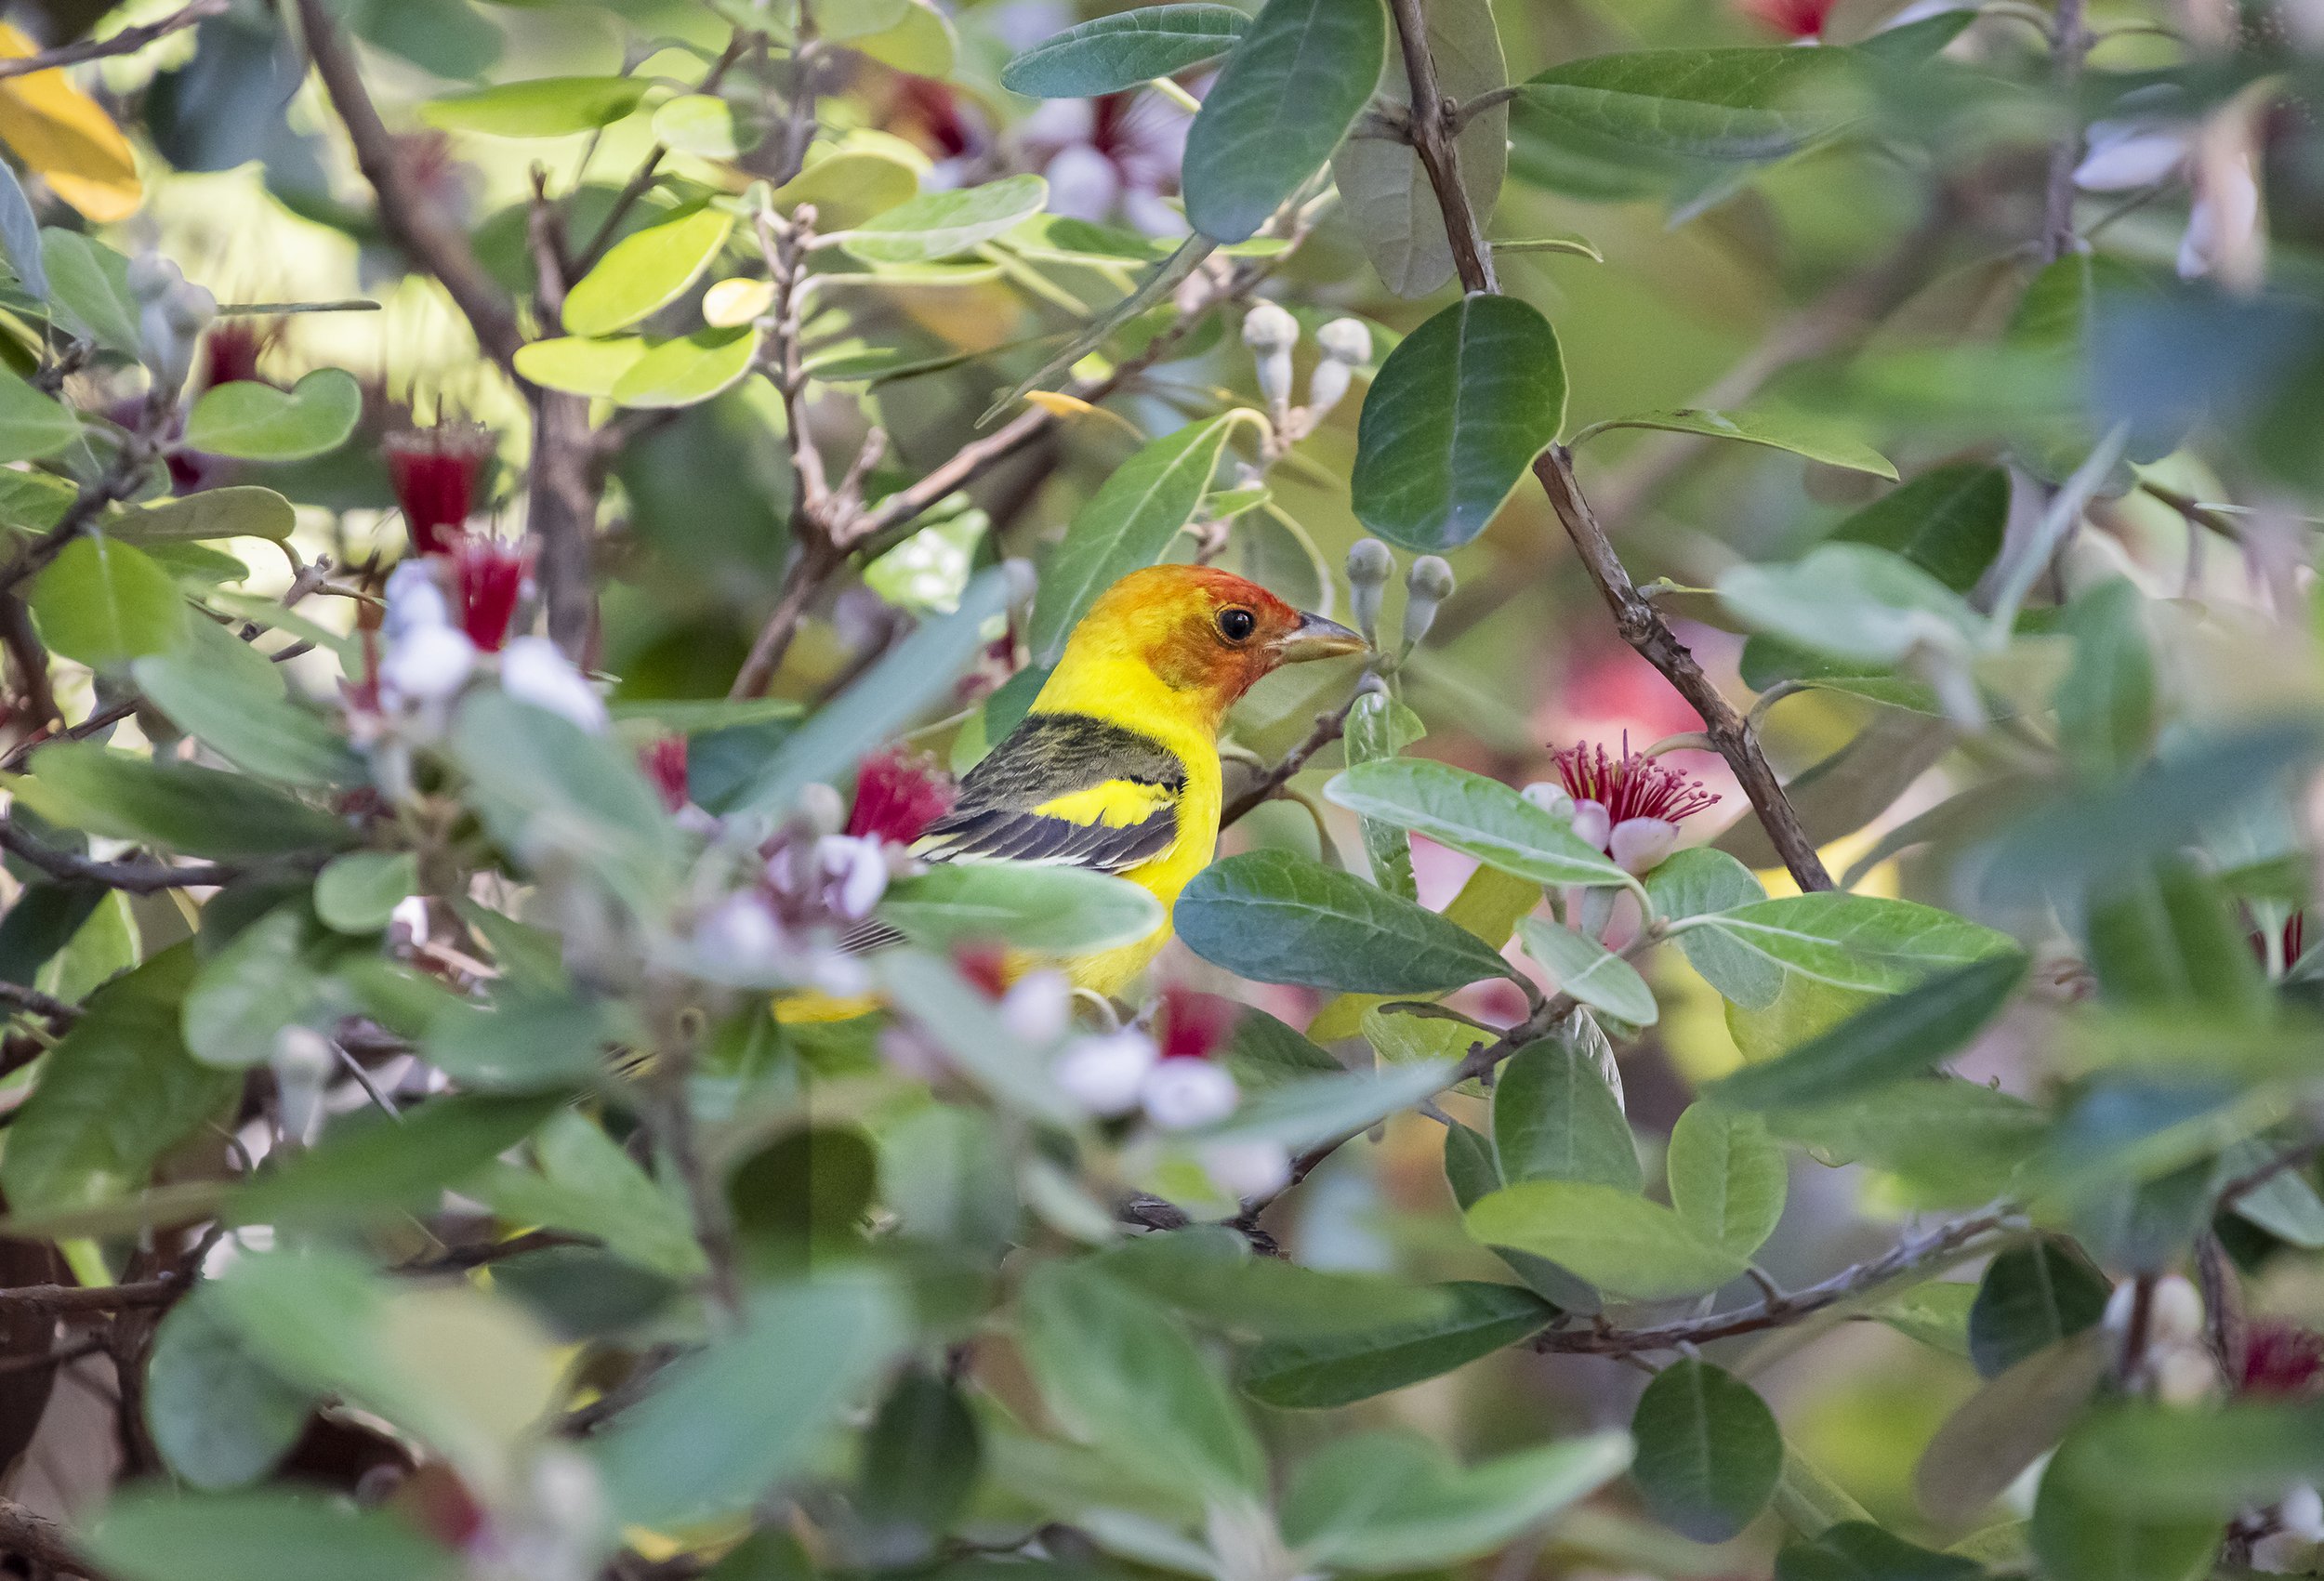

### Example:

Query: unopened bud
xmin=1140 ymin=1057 xmax=1239 ymax=1129
xmin=1242 ymin=301 xmax=1298 ymax=413
xmin=2148 ymin=1274 xmax=2205 ymax=1348
xmin=793 ymin=782 xmax=846 ymax=837
xmin=1306 ymin=358 xmax=1353 ymax=421
xmin=271 ymin=1025 xmax=336 ymax=1148
xmin=2153 ymin=1344 xmax=2218 ymax=1405
xmin=1570 ymin=797 xmax=1611 ymax=852
xmin=125 ymin=252 xmax=180 ymax=303
xmin=1401 ymin=555 xmax=1454 ymax=651
xmin=1314 ymin=317 xmax=1372 ymax=366
xmin=1348 ymin=539 xmax=1392 ymax=645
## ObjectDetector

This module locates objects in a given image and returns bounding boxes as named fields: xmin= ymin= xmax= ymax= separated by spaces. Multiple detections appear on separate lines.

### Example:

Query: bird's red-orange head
xmin=1064 ymin=565 xmax=1367 ymax=721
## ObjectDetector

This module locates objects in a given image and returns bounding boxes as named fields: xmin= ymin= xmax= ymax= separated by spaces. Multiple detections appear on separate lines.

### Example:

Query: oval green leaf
xmin=607 ymin=327 xmax=759 ymax=409
xmin=1514 ymin=46 xmax=1861 ymax=164
xmin=0 ymin=365 xmax=81 ymax=462
xmin=1466 ymin=1179 xmax=1748 ymax=1300
xmin=110 ymin=486 xmax=297 ymax=544
xmin=1516 ymin=916 xmax=1658 ymax=1026
xmin=1682 ymin=891 xmax=2020 ymax=995
xmin=876 ymin=862 xmax=1163 ymax=954
xmin=1351 ymin=293 xmax=1565 ymax=551
xmin=839 ymin=175 xmax=1050 ymax=265
xmin=1492 ymin=1036 xmax=1640 ymax=1192
xmin=1578 ymin=405 xmax=1895 ymax=478
xmin=1325 ymin=758 xmax=1627 ymax=888
xmin=31 ymin=536 xmax=185 ymax=670
xmin=315 ymin=851 xmax=421 ymax=935
xmin=512 ymin=335 xmax=651 ymax=399
xmin=1182 ymin=0 xmax=1386 ymax=244
xmin=1002 ymin=5 xmax=1249 ymax=97
xmin=1631 ymin=1357 xmax=1782 ymax=1543
xmin=561 ymin=204 xmax=736 ymax=337
xmin=182 ymin=368 xmax=363 ymax=462
xmin=1240 ymin=1281 xmax=1556 ymax=1408
xmin=421 ymin=75 xmax=651 ymax=137
xmin=1666 ymin=1102 xmax=1787 ymax=1256
xmin=1174 ymin=850 xmax=1516 ymax=995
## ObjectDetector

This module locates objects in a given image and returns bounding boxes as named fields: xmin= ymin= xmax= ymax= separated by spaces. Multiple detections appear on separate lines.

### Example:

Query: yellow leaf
xmin=0 ymin=23 xmax=140 ymax=222
xmin=1022 ymin=390 xmax=1095 ymax=418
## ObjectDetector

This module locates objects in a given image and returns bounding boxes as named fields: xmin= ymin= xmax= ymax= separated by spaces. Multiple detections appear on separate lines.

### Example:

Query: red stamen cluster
xmin=451 ymin=534 xmax=531 ymax=652
xmin=196 ymin=317 xmax=283 ymax=392
xmin=1552 ymin=734 xmax=1719 ymax=824
xmin=1155 ymin=985 xmax=1237 ymax=1062
xmin=640 ymin=735 xmax=690 ymax=814
xmin=2241 ymin=1321 xmax=2324 ymax=1397
xmin=849 ymin=747 xmax=956 ymax=846
xmin=1738 ymin=0 xmax=1836 ymax=37
xmin=384 ymin=423 xmax=495 ymax=556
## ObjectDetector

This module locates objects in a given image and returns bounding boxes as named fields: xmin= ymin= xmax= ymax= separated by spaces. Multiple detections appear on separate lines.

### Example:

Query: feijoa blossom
xmin=385 ymin=422 xmax=495 ymax=556
xmin=848 ymin=747 xmax=956 ymax=846
xmin=452 ymin=534 xmax=531 ymax=652
xmin=1737 ymin=0 xmax=1835 ymax=38
xmin=1552 ymin=735 xmax=1718 ymax=875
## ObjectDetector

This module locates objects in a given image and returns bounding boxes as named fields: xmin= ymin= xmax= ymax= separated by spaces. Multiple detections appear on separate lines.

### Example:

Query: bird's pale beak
xmin=1273 ymin=611 xmax=1367 ymax=663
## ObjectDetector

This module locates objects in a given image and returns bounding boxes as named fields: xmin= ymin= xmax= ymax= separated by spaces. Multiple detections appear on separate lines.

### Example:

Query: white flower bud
xmin=383 ymin=560 xmax=452 ymax=638
xmin=1053 ymin=1029 xmax=1158 ymax=1116
xmin=1347 ymin=538 xmax=1393 ymax=588
xmin=125 ymin=252 xmax=180 ymax=302
xmin=378 ymin=624 xmax=476 ymax=705
xmin=2147 ymin=1274 xmax=2205 ymax=1348
xmin=271 ymin=1025 xmax=335 ymax=1147
xmin=1305 ymin=357 xmax=1353 ymax=421
xmin=164 ymin=278 xmax=218 ymax=341
xmin=794 ymin=782 xmax=847 ymax=837
xmin=1242 ymin=301 xmax=1298 ymax=412
xmin=1043 ymin=143 xmax=1122 ymax=222
xmin=527 ymin=1445 xmax=607 ymax=1536
xmin=1401 ymin=555 xmax=1454 ymax=651
xmin=1000 ymin=969 xmax=1072 ymax=1047
xmin=2284 ymin=1484 xmax=2324 ymax=1543
xmin=500 ymin=636 xmax=609 ymax=733
xmin=2178 ymin=152 xmax=2261 ymax=283
xmin=1198 ymin=1139 xmax=1291 ymax=1198
xmin=2153 ymin=1344 xmax=2218 ymax=1405
xmin=1314 ymin=316 xmax=1371 ymax=366
xmin=1609 ymin=816 xmax=1679 ymax=875
xmin=1140 ymin=1057 xmax=1238 ymax=1129
xmin=1521 ymin=781 xmax=1574 ymax=819
xmin=2251 ymin=1531 xmax=2320 ymax=1574
xmin=1569 ymin=797 xmax=1611 ymax=852
xmin=693 ymin=892 xmax=783 ymax=977
xmin=2074 ymin=125 xmax=2189 ymax=192
xmin=816 ymin=833 xmax=890 ymax=920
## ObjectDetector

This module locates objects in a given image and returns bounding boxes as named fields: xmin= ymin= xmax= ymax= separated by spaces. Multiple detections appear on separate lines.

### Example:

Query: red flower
xmin=195 ymin=317 xmax=283 ymax=392
xmin=640 ymin=735 xmax=689 ymax=814
xmin=1154 ymin=984 xmax=1237 ymax=1061
xmin=1739 ymin=0 xmax=1837 ymax=37
xmin=384 ymin=423 xmax=495 ymax=556
xmin=848 ymin=747 xmax=955 ymax=846
xmin=2243 ymin=1322 xmax=2324 ymax=1396
xmin=451 ymin=534 xmax=531 ymax=652
xmin=954 ymin=943 xmax=1009 ymax=1000
xmin=1552 ymin=734 xmax=1720 ymax=825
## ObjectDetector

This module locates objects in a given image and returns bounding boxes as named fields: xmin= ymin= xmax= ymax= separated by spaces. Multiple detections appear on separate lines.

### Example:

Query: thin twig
xmin=1220 ymin=696 xmax=1362 ymax=827
xmin=2040 ymin=0 xmax=2092 ymax=265
xmin=0 ymin=1279 xmax=181 ymax=1316
xmin=0 ymin=0 xmax=226 ymax=79
xmin=574 ymin=31 xmax=759 ymax=275
xmin=0 ymin=1494 xmax=115 ymax=1581
xmin=0 ymin=820 xmax=244 ymax=894
xmin=0 ymin=979 xmax=81 ymax=1025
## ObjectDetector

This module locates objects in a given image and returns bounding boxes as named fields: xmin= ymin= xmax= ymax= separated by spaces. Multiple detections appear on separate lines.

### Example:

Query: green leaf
xmin=1666 ymin=1103 xmax=1786 ymax=1256
xmin=0 ymin=366 xmax=80 ymax=462
xmin=1283 ymin=1429 xmax=1634 ymax=1571
xmin=1646 ymin=848 xmax=1778 ymax=1009
xmin=182 ymin=368 xmax=363 ymax=461
xmin=472 ymin=1111 xmax=705 ymax=1279
xmin=1581 ymin=407 xmax=1895 ymax=479
xmin=1329 ymin=0 xmax=1506 ymax=297
xmin=421 ymin=982 xmax=610 ymax=1092
xmin=1343 ymin=692 xmax=1418 ymax=899
xmin=1491 ymin=233 xmax=1603 ymax=260
xmin=132 ymin=649 xmax=363 ymax=786
xmin=10 ymin=744 xmax=354 ymax=857
xmin=1181 ymin=0 xmax=1386 ymax=243
xmin=561 ymin=204 xmax=737 ymax=337
xmin=840 ymin=176 xmax=1050 ymax=265
xmin=1093 ymin=1226 xmax=1451 ymax=1337
xmin=1967 ymin=1237 xmax=2109 ymax=1379
xmin=1018 ymin=1260 xmax=1264 ymax=1500
xmin=1764 ymin=1078 xmax=2045 ymax=1205
xmin=1492 ymin=1034 xmax=1640 ymax=1191
xmin=1000 ymin=5 xmax=1251 ymax=98
xmin=235 ymin=1095 xmax=561 ymax=1226
xmin=1201 ymin=1060 xmax=1454 ymax=1150
xmin=1719 ymin=542 xmax=1976 ymax=669
xmin=83 ymin=1490 xmax=459 ymax=1581
xmin=847 ymin=1 xmax=959 ymax=78
xmin=1324 ymin=758 xmax=1631 ymax=889
xmin=2029 ymin=1417 xmax=2220 ymax=1581
xmin=1174 ymin=850 xmax=1517 ymax=994
xmin=1680 ymin=892 xmax=2019 ymax=995
xmin=875 ymin=862 xmax=1163 ymax=954
xmin=1915 ymin=1330 xmax=2107 ymax=1530
xmin=858 ymin=1367 xmax=981 ymax=1535
xmin=31 ymin=536 xmax=184 ymax=668
xmin=1630 ymin=1357 xmax=1781 ymax=1543
xmin=41 ymin=230 xmax=139 ymax=353
xmin=0 ymin=946 xmax=237 ymax=1214
xmin=1222 ymin=1000 xmax=1344 ymax=1090
xmin=511 ymin=335 xmax=651 ymax=398
xmin=421 ymin=74 xmax=651 ymax=136
xmin=2053 ymin=1399 xmax=2324 ymax=1521
xmin=1239 ymin=1281 xmax=1556 ymax=1407
xmin=739 ymin=567 xmax=1015 ymax=817
xmin=450 ymin=692 xmax=682 ymax=902
xmin=1026 ymin=413 xmax=1241 ymax=663
xmin=1707 ymin=955 xmax=2027 ymax=1111
xmin=1352 ymin=294 xmax=1565 ymax=551
xmin=1466 ymin=1180 xmax=1747 ymax=1300
xmin=608 ymin=326 xmax=759 ymax=409
xmin=1514 ymin=46 xmax=1860 ymax=163
xmin=314 ymin=851 xmax=419 ymax=934
xmin=110 ymin=486 xmax=298 ymax=544
xmin=597 ymin=1274 xmax=906 ymax=1524
xmin=0 ymin=160 xmax=46 ymax=301
xmin=337 ymin=0 xmax=504 ymax=81
xmin=1828 ymin=461 xmax=2010 ymax=594
xmin=1871 ymin=1282 xmax=1978 ymax=1357
xmin=1516 ymin=917 xmax=1657 ymax=1025
xmin=1776 ymin=1522 xmax=1985 ymax=1581
xmin=144 ymin=1285 xmax=316 ymax=1491
xmin=2055 ymin=578 xmax=2155 ymax=781
xmin=875 ymin=951 xmax=1077 ymax=1123
xmin=652 ymin=94 xmax=765 ymax=159
xmin=181 ymin=904 xmax=334 ymax=1068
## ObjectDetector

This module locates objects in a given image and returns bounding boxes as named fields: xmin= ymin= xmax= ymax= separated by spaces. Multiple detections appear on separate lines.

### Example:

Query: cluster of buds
xmin=2105 ymin=1273 xmax=2216 ymax=1404
xmin=126 ymin=253 xmax=218 ymax=400
xmin=1241 ymin=303 xmax=1373 ymax=449
xmin=690 ymin=751 xmax=957 ymax=994
xmin=366 ymin=546 xmax=598 ymax=733
xmin=1345 ymin=538 xmax=1453 ymax=665
xmin=1533 ymin=734 xmax=1718 ymax=877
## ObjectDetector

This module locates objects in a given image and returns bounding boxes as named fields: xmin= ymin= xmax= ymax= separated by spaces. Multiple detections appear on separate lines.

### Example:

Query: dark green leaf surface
xmin=1967 ymin=1237 xmax=2109 ymax=1378
xmin=1492 ymin=1036 xmax=1640 ymax=1191
xmin=1182 ymin=0 xmax=1384 ymax=243
xmin=1240 ymin=1281 xmax=1556 ymax=1407
xmin=1515 ymin=46 xmax=1861 ymax=163
xmin=1708 ymin=955 xmax=2027 ymax=1110
xmin=1175 ymin=850 xmax=1517 ymax=993
xmin=1001 ymin=6 xmax=1250 ymax=98
xmin=1630 ymin=1357 xmax=1781 ymax=1542
xmin=1325 ymin=758 xmax=1629 ymax=888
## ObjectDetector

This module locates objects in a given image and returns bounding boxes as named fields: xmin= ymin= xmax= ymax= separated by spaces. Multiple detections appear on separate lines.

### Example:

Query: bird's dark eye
xmin=1217 ymin=606 xmax=1257 ymax=642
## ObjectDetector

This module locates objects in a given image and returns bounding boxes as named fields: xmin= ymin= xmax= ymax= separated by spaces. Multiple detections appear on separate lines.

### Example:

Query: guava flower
xmin=1014 ymin=91 xmax=1189 ymax=235
xmin=1153 ymin=984 xmax=1236 ymax=1062
xmin=848 ymin=747 xmax=955 ymax=846
xmin=2243 ymin=1322 xmax=2324 ymax=1397
xmin=1552 ymin=734 xmax=1718 ymax=875
xmin=195 ymin=315 xmax=283 ymax=393
xmin=451 ymin=534 xmax=531 ymax=652
xmin=385 ymin=422 xmax=495 ymax=556
xmin=1738 ymin=0 xmax=1835 ymax=38
xmin=640 ymin=735 xmax=689 ymax=814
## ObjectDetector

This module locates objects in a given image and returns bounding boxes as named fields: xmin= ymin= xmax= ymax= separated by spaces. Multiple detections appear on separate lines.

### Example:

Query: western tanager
xmin=920 ymin=564 xmax=1364 ymax=995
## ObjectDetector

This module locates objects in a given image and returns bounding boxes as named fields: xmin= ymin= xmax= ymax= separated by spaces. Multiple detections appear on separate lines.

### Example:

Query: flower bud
xmin=2147 ymin=1274 xmax=2205 ymax=1348
xmin=693 ymin=891 xmax=784 ymax=978
xmin=1241 ymin=300 xmax=1298 ymax=413
xmin=383 ymin=559 xmax=453 ymax=639
xmin=2154 ymin=1345 xmax=2218 ymax=1406
xmin=1053 ymin=1030 xmax=1158 ymax=1116
xmin=1315 ymin=316 xmax=1372 ymax=366
xmin=271 ymin=1025 xmax=336 ymax=1147
xmin=1305 ymin=357 xmax=1353 ymax=421
xmin=1000 ymin=969 xmax=1072 ymax=1047
xmin=1401 ymin=555 xmax=1454 ymax=651
xmin=125 ymin=252 xmax=180 ymax=302
xmin=794 ymin=782 xmax=847 ymax=837
xmin=499 ymin=636 xmax=609 ymax=733
xmin=1140 ymin=1056 xmax=1239 ymax=1129
xmin=2282 ymin=1484 xmax=2324 ymax=1543
xmin=1198 ymin=1139 xmax=1291 ymax=1198
xmin=815 ymin=832 xmax=890 ymax=921
xmin=1608 ymin=816 xmax=1679 ymax=875
xmin=1569 ymin=797 xmax=1611 ymax=852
